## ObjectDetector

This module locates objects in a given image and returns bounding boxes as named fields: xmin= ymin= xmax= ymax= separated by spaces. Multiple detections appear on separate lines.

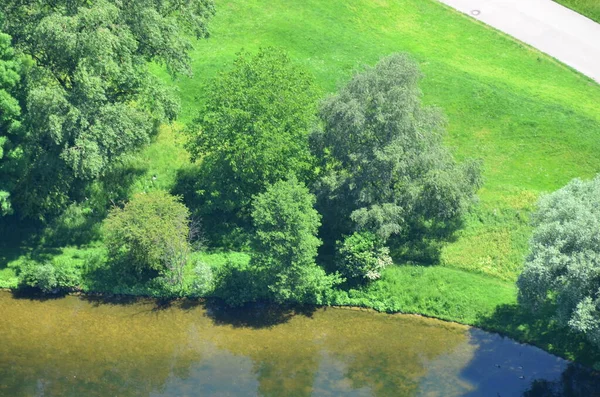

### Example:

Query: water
xmin=0 ymin=292 xmax=598 ymax=396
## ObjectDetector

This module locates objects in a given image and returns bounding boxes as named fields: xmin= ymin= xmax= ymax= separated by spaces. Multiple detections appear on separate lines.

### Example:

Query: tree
xmin=336 ymin=232 xmax=392 ymax=282
xmin=0 ymin=0 xmax=214 ymax=219
xmin=187 ymin=48 xmax=319 ymax=221
xmin=517 ymin=175 xmax=600 ymax=348
xmin=250 ymin=176 xmax=339 ymax=304
xmin=312 ymin=53 xmax=481 ymax=250
xmin=0 ymin=29 xmax=22 ymax=216
xmin=103 ymin=190 xmax=192 ymax=290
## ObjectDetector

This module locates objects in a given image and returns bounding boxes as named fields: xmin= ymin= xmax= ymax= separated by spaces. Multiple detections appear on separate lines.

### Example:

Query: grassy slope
xmin=555 ymin=0 xmax=600 ymax=22
xmin=165 ymin=0 xmax=600 ymax=281
xmin=2 ymin=0 xmax=600 ymax=363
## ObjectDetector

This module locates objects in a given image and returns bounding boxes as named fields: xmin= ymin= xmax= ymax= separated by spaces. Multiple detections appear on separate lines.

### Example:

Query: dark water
xmin=0 ymin=292 xmax=598 ymax=397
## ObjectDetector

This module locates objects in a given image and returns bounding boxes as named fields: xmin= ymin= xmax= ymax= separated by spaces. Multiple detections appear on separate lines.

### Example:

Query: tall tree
xmin=312 ymin=53 xmax=482 ymax=250
xmin=251 ymin=176 xmax=339 ymax=304
xmin=0 ymin=29 xmax=22 ymax=216
xmin=186 ymin=48 xmax=319 ymax=221
xmin=0 ymin=0 xmax=214 ymax=219
xmin=518 ymin=175 xmax=600 ymax=348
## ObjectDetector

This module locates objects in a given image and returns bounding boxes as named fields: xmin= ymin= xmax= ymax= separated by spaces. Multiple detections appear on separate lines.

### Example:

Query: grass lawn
xmin=2 ymin=0 xmax=600 ymax=363
xmin=555 ymin=0 xmax=600 ymax=22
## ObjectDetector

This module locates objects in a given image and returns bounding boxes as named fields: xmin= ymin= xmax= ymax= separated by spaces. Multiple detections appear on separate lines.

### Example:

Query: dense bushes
xmin=19 ymin=260 xmax=82 ymax=293
xmin=518 ymin=175 xmax=600 ymax=348
xmin=103 ymin=191 xmax=193 ymax=289
xmin=337 ymin=232 xmax=392 ymax=281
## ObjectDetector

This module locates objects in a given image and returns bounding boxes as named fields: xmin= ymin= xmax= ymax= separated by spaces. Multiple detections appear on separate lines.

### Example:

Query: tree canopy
xmin=517 ymin=176 xmax=600 ymax=348
xmin=251 ymin=176 xmax=339 ymax=304
xmin=0 ymin=0 xmax=214 ymax=219
xmin=0 ymin=29 xmax=21 ymax=216
xmin=187 ymin=48 xmax=319 ymax=219
xmin=312 ymin=53 xmax=482 ymax=248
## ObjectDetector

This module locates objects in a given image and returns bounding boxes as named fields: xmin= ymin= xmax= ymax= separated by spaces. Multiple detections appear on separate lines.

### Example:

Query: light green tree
xmin=251 ymin=176 xmax=340 ymax=304
xmin=103 ymin=190 xmax=192 ymax=290
xmin=313 ymin=53 xmax=482 ymax=250
xmin=517 ymin=175 xmax=600 ymax=348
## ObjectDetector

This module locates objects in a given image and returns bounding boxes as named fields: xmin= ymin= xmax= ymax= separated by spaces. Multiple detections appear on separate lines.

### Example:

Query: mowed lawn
xmin=158 ymin=0 xmax=600 ymax=282
xmin=555 ymin=0 xmax=600 ymax=22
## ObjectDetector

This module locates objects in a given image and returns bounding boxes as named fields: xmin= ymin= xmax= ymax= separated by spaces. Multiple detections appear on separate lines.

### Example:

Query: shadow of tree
xmin=203 ymin=300 xmax=317 ymax=329
xmin=477 ymin=303 xmax=600 ymax=368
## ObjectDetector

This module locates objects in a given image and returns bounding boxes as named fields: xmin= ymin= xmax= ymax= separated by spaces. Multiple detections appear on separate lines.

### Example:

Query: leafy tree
xmin=0 ymin=0 xmax=214 ymax=219
xmin=103 ymin=190 xmax=192 ymax=290
xmin=0 ymin=29 xmax=22 ymax=216
xmin=312 ymin=53 xmax=482 ymax=249
xmin=517 ymin=176 xmax=600 ymax=348
xmin=187 ymin=48 xmax=319 ymax=221
xmin=251 ymin=176 xmax=340 ymax=304
xmin=337 ymin=232 xmax=392 ymax=281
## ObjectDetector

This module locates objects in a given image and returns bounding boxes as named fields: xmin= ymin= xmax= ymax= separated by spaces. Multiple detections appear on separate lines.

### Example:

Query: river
xmin=0 ymin=291 xmax=598 ymax=396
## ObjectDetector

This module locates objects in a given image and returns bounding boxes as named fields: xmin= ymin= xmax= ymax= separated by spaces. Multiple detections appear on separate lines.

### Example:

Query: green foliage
xmin=19 ymin=260 xmax=82 ymax=293
xmin=251 ymin=176 xmax=340 ymax=304
xmin=186 ymin=48 xmax=319 ymax=221
xmin=517 ymin=175 xmax=600 ymax=348
xmin=189 ymin=260 xmax=215 ymax=297
xmin=0 ymin=29 xmax=22 ymax=216
xmin=103 ymin=190 xmax=192 ymax=286
xmin=313 ymin=53 xmax=482 ymax=249
xmin=0 ymin=0 xmax=214 ymax=219
xmin=336 ymin=232 xmax=392 ymax=281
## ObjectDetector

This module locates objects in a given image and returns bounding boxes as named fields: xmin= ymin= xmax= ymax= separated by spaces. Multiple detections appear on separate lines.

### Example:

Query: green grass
xmin=163 ymin=0 xmax=600 ymax=282
xmin=3 ymin=0 xmax=600 ymax=363
xmin=555 ymin=0 xmax=600 ymax=22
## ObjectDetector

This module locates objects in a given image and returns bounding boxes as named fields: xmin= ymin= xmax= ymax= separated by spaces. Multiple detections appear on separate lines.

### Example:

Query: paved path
xmin=437 ymin=0 xmax=600 ymax=82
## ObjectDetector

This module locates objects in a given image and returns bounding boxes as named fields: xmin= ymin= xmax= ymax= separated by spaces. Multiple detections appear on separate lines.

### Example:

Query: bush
xmin=251 ymin=176 xmax=341 ymax=304
xmin=19 ymin=260 xmax=82 ymax=293
xmin=189 ymin=261 xmax=215 ymax=297
xmin=103 ymin=191 xmax=192 ymax=288
xmin=337 ymin=232 xmax=392 ymax=281
xmin=517 ymin=175 xmax=600 ymax=348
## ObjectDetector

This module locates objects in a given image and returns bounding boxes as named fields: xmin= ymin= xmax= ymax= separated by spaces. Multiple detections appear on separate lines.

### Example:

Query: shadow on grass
xmin=477 ymin=303 xmax=600 ymax=368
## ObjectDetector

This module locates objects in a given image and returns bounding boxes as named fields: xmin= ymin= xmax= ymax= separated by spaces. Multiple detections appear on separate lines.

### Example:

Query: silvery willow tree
xmin=0 ymin=0 xmax=214 ymax=219
xmin=312 ymin=53 xmax=482 ymax=253
xmin=518 ymin=176 xmax=600 ymax=348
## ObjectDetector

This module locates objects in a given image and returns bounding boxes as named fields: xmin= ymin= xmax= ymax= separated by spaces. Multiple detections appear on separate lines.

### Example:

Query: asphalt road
xmin=437 ymin=0 xmax=600 ymax=82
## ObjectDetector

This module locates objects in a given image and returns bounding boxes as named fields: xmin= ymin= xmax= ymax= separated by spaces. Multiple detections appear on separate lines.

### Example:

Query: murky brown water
xmin=0 ymin=292 xmax=597 ymax=396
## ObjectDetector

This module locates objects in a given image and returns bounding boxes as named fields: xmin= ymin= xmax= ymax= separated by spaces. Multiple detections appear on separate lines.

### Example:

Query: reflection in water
xmin=0 ymin=292 xmax=598 ymax=396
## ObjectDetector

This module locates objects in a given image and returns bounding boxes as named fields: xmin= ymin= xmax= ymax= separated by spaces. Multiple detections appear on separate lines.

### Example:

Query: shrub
xmin=103 ymin=191 xmax=192 ymax=288
xmin=337 ymin=232 xmax=392 ymax=281
xmin=189 ymin=261 xmax=215 ymax=297
xmin=517 ymin=175 xmax=600 ymax=348
xmin=251 ymin=176 xmax=341 ymax=304
xmin=19 ymin=260 xmax=82 ymax=293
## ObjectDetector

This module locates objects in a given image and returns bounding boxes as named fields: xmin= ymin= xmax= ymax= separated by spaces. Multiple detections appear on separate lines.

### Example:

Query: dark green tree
xmin=312 ymin=53 xmax=482 ymax=253
xmin=186 ymin=48 xmax=319 ymax=222
xmin=251 ymin=176 xmax=340 ymax=304
xmin=0 ymin=0 xmax=214 ymax=219
xmin=0 ymin=29 xmax=22 ymax=216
